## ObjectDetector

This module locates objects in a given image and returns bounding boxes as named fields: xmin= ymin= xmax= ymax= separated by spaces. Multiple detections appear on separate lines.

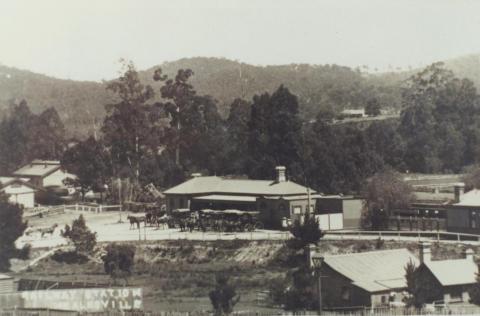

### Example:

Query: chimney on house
xmin=191 ymin=173 xmax=202 ymax=178
xmin=275 ymin=166 xmax=286 ymax=183
xmin=419 ymin=241 xmax=432 ymax=263
xmin=464 ymin=248 xmax=475 ymax=261
xmin=454 ymin=183 xmax=465 ymax=203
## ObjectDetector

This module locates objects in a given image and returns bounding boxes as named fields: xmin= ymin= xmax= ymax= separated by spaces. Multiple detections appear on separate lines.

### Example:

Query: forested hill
xmin=1 ymin=55 xmax=480 ymax=138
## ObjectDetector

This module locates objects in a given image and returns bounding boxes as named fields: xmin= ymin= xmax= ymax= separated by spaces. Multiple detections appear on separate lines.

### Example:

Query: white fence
xmin=24 ymin=204 xmax=122 ymax=218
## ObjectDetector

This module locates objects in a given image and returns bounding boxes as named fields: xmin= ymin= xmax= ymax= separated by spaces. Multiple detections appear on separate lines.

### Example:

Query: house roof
xmin=192 ymin=195 xmax=257 ymax=202
xmin=423 ymin=259 xmax=477 ymax=286
xmin=13 ymin=160 xmax=62 ymax=178
xmin=0 ymin=177 xmax=36 ymax=191
xmin=454 ymin=189 xmax=480 ymax=207
xmin=0 ymin=274 xmax=13 ymax=280
xmin=164 ymin=176 xmax=315 ymax=196
xmin=322 ymin=249 xmax=419 ymax=293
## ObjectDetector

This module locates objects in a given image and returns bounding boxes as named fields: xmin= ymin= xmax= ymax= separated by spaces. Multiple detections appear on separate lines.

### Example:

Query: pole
xmin=118 ymin=178 xmax=123 ymax=223
xmin=317 ymin=267 xmax=322 ymax=315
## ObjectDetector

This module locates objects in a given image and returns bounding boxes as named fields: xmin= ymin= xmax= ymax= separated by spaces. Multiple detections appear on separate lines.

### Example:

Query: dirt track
xmin=17 ymin=210 xmax=292 ymax=249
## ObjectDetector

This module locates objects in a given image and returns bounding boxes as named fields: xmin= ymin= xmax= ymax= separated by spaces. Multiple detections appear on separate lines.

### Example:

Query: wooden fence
xmin=326 ymin=229 xmax=480 ymax=242
xmin=24 ymin=204 xmax=123 ymax=218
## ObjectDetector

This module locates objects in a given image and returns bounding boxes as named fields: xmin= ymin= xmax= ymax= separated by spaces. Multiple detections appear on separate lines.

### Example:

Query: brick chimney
xmin=275 ymin=166 xmax=286 ymax=183
xmin=454 ymin=183 xmax=465 ymax=203
xmin=419 ymin=241 xmax=431 ymax=263
xmin=464 ymin=248 xmax=475 ymax=261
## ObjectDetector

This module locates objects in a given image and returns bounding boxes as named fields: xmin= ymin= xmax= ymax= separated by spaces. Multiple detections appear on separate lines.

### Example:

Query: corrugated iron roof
xmin=164 ymin=176 xmax=315 ymax=196
xmin=424 ymin=259 xmax=477 ymax=286
xmin=192 ymin=195 xmax=257 ymax=202
xmin=323 ymin=249 xmax=418 ymax=293
xmin=455 ymin=189 xmax=480 ymax=207
xmin=0 ymin=177 xmax=37 ymax=191
xmin=0 ymin=274 xmax=13 ymax=280
xmin=13 ymin=160 xmax=61 ymax=177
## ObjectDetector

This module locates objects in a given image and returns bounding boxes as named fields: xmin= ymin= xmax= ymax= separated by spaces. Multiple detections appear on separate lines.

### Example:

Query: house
xmin=0 ymin=274 xmax=16 ymax=294
xmin=0 ymin=177 xmax=36 ymax=208
xmin=444 ymin=185 xmax=480 ymax=234
xmin=13 ymin=160 xmax=75 ymax=188
xmin=414 ymin=242 xmax=477 ymax=304
xmin=340 ymin=109 xmax=366 ymax=118
xmin=309 ymin=247 xmax=419 ymax=308
xmin=315 ymin=195 xmax=364 ymax=230
xmin=163 ymin=166 xmax=317 ymax=228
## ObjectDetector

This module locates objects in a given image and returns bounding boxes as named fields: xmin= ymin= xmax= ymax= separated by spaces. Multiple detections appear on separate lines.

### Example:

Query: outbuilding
xmin=309 ymin=248 xmax=418 ymax=308
xmin=0 ymin=177 xmax=36 ymax=208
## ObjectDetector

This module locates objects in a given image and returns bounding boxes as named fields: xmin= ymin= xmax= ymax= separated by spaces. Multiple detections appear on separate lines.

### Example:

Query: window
xmin=450 ymin=288 xmax=463 ymax=302
xmin=381 ymin=295 xmax=387 ymax=304
xmin=292 ymin=206 xmax=302 ymax=215
xmin=341 ymin=286 xmax=350 ymax=301
xmin=471 ymin=211 xmax=477 ymax=229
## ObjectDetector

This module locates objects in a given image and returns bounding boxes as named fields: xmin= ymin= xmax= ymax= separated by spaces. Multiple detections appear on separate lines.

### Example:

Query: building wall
xmin=166 ymin=195 xmax=191 ymax=212
xmin=446 ymin=207 xmax=480 ymax=234
xmin=320 ymin=264 xmax=368 ymax=308
xmin=257 ymin=198 xmax=290 ymax=229
xmin=190 ymin=199 xmax=256 ymax=211
xmin=0 ymin=278 xmax=16 ymax=294
xmin=43 ymin=169 xmax=68 ymax=187
xmin=343 ymin=199 xmax=364 ymax=229
xmin=2 ymin=184 xmax=35 ymax=208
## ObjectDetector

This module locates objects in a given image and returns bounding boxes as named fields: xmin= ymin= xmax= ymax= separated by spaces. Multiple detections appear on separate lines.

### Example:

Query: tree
xmin=463 ymin=165 xmax=480 ymax=191
xmin=247 ymin=86 xmax=303 ymax=181
xmin=0 ymin=193 xmax=30 ymax=271
xmin=224 ymin=98 xmax=251 ymax=175
xmin=469 ymin=273 xmax=480 ymax=305
xmin=62 ymin=137 xmax=110 ymax=200
xmin=154 ymin=68 xmax=226 ymax=176
xmin=102 ymin=243 xmax=135 ymax=286
xmin=404 ymin=259 xmax=419 ymax=308
xmin=363 ymin=169 xmax=414 ymax=230
xmin=365 ymin=98 xmax=381 ymax=116
xmin=209 ymin=273 xmax=240 ymax=316
xmin=289 ymin=214 xmax=324 ymax=249
xmin=102 ymin=61 xmax=156 ymax=185
xmin=61 ymin=215 xmax=97 ymax=254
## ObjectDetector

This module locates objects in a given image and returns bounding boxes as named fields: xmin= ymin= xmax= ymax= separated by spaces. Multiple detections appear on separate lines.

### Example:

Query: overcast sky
xmin=1 ymin=0 xmax=480 ymax=82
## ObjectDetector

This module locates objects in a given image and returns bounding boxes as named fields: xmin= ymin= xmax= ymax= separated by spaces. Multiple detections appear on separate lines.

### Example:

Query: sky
xmin=1 ymin=0 xmax=480 ymax=82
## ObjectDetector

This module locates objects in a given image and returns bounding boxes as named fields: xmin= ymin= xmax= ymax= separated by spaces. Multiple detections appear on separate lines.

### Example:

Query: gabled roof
xmin=454 ymin=189 xmax=480 ymax=207
xmin=0 ymin=177 xmax=36 ymax=191
xmin=164 ymin=176 xmax=315 ymax=196
xmin=0 ymin=274 xmax=13 ymax=280
xmin=13 ymin=160 xmax=62 ymax=178
xmin=423 ymin=259 xmax=477 ymax=286
xmin=323 ymin=249 xmax=418 ymax=293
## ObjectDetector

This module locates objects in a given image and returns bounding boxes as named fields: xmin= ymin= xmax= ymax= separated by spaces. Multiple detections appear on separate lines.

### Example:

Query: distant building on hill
xmin=340 ymin=108 xmax=366 ymax=118
xmin=0 ymin=177 xmax=36 ymax=208
xmin=163 ymin=166 xmax=317 ymax=228
xmin=13 ymin=160 xmax=75 ymax=188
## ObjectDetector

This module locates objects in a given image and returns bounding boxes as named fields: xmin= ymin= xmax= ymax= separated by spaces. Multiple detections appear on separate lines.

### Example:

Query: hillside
xmin=1 ymin=54 xmax=480 ymax=138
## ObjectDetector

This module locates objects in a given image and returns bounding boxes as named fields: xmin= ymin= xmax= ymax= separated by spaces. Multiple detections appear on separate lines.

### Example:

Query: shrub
xmin=209 ymin=273 xmax=240 ymax=316
xmin=102 ymin=243 xmax=136 ymax=285
xmin=51 ymin=250 xmax=89 ymax=264
xmin=288 ymin=214 xmax=324 ymax=249
xmin=61 ymin=215 xmax=97 ymax=254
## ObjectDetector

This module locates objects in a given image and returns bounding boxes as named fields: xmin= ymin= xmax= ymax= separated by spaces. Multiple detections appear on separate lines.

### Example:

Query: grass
xmin=12 ymin=238 xmax=480 ymax=312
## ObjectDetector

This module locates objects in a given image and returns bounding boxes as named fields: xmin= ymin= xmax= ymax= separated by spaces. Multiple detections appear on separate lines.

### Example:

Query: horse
xmin=127 ymin=215 xmax=145 ymax=229
xmin=154 ymin=214 xmax=170 ymax=230
xmin=38 ymin=223 xmax=58 ymax=238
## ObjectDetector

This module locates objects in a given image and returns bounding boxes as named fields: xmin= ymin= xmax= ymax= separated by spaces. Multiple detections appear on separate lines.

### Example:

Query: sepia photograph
xmin=2 ymin=0 xmax=480 ymax=314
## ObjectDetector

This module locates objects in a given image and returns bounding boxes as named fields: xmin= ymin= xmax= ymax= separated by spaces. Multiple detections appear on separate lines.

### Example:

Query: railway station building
xmin=163 ymin=166 xmax=318 ymax=228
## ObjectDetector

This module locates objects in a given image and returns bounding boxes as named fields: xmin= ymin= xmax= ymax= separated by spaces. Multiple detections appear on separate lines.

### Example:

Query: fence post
xmin=75 ymin=204 xmax=78 ymax=211
xmin=458 ymin=234 xmax=461 ymax=241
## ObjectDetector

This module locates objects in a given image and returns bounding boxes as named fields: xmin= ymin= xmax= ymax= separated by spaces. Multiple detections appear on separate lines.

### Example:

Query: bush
xmin=209 ymin=273 xmax=240 ymax=316
xmin=102 ymin=243 xmax=136 ymax=285
xmin=61 ymin=215 xmax=97 ymax=254
xmin=51 ymin=250 xmax=89 ymax=264
xmin=289 ymin=214 xmax=324 ymax=249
